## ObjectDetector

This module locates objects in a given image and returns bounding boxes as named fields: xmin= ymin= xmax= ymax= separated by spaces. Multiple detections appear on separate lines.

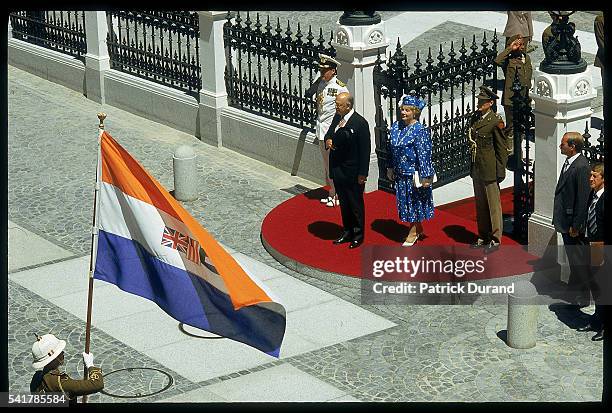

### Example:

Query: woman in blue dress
xmin=386 ymin=95 xmax=435 ymax=246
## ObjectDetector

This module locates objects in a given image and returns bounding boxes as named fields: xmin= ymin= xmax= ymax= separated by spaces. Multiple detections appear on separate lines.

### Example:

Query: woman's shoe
xmin=401 ymin=233 xmax=422 ymax=247
xmin=326 ymin=196 xmax=339 ymax=207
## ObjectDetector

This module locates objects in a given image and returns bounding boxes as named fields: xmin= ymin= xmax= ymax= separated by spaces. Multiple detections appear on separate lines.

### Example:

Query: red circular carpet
xmin=261 ymin=186 xmax=542 ymax=279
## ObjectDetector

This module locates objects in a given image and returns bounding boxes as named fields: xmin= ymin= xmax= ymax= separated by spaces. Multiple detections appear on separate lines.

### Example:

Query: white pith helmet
xmin=31 ymin=334 xmax=66 ymax=370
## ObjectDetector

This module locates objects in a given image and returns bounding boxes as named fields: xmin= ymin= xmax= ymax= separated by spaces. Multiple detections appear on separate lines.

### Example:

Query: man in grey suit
xmin=553 ymin=131 xmax=591 ymax=307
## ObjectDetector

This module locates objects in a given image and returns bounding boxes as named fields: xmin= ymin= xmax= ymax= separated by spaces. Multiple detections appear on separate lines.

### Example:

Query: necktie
xmin=336 ymin=118 xmax=346 ymax=132
xmin=587 ymin=195 xmax=598 ymax=237
xmin=561 ymin=159 xmax=569 ymax=175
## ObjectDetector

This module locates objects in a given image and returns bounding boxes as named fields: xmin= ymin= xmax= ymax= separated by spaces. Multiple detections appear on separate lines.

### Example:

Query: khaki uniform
xmin=468 ymin=109 xmax=508 ymax=244
xmin=495 ymin=46 xmax=532 ymax=151
xmin=31 ymin=367 xmax=104 ymax=404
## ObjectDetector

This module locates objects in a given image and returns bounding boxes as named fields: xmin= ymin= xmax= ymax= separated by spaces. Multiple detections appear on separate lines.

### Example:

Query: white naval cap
xmin=318 ymin=53 xmax=341 ymax=69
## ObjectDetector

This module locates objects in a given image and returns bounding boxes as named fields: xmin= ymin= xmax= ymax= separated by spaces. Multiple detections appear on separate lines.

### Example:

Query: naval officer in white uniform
xmin=306 ymin=54 xmax=349 ymax=207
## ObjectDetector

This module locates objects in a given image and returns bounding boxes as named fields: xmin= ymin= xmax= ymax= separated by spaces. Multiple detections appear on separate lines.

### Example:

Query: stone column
xmin=84 ymin=11 xmax=110 ymax=104
xmin=8 ymin=15 xmax=12 ymax=39
xmin=198 ymin=11 xmax=231 ymax=147
xmin=528 ymin=68 xmax=596 ymax=262
xmin=333 ymin=16 xmax=389 ymax=193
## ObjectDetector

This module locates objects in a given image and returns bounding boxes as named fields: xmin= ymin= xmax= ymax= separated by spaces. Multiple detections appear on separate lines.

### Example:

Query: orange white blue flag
xmin=93 ymin=131 xmax=286 ymax=357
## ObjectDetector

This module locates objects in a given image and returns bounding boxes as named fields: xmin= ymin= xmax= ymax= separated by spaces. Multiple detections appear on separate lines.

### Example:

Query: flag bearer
xmin=30 ymin=334 xmax=104 ymax=404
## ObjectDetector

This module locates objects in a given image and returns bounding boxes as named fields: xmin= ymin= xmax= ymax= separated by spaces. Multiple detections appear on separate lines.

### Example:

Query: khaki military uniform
xmin=31 ymin=367 xmax=104 ymax=404
xmin=469 ymin=109 xmax=508 ymax=245
xmin=495 ymin=46 xmax=532 ymax=146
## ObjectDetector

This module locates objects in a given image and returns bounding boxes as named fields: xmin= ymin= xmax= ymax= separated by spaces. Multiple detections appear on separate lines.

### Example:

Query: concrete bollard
xmin=507 ymin=279 xmax=539 ymax=349
xmin=173 ymin=145 xmax=198 ymax=201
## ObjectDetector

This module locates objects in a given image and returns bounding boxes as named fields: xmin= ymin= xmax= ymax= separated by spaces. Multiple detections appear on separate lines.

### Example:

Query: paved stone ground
xmin=7 ymin=10 xmax=604 ymax=402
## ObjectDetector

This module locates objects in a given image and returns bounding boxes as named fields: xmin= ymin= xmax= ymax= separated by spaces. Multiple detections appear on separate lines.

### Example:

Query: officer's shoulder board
xmin=336 ymin=79 xmax=346 ymax=87
xmin=494 ymin=114 xmax=505 ymax=129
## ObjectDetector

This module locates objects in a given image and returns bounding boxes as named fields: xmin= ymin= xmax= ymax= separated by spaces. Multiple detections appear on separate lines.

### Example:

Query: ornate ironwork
xmin=541 ymin=11 xmax=587 ymax=74
xmin=223 ymin=11 xmax=336 ymax=131
xmin=106 ymin=11 xmax=201 ymax=98
xmin=582 ymin=122 xmax=605 ymax=164
xmin=510 ymin=70 xmax=535 ymax=244
xmin=9 ymin=11 xmax=87 ymax=61
xmin=373 ymin=32 xmax=499 ymax=192
xmin=339 ymin=10 xmax=381 ymax=26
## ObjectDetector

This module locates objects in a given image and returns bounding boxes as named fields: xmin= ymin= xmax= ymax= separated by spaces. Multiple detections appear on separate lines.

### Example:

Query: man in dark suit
xmin=577 ymin=162 xmax=605 ymax=341
xmin=325 ymin=92 xmax=371 ymax=249
xmin=552 ymin=131 xmax=591 ymax=307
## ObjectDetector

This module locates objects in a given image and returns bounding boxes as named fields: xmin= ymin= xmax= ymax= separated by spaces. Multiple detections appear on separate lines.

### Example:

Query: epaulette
xmin=495 ymin=114 xmax=505 ymax=129
xmin=336 ymin=79 xmax=346 ymax=87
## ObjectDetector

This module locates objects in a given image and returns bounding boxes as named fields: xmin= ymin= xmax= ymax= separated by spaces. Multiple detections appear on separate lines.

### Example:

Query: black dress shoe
xmin=592 ymin=330 xmax=604 ymax=341
xmin=333 ymin=233 xmax=352 ymax=245
xmin=349 ymin=238 xmax=363 ymax=249
xmin=577 ymin=323 xmax=598 ymax=332
xmin=470 ymin=240 xmax=487 ymax=249
xmin=484 ymin=243 xmax=500 ymax=254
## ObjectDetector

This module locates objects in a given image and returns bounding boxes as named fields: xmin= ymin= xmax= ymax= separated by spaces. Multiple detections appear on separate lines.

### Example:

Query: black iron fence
xmin=106 ymin=11 xmax=201 ymax=97
xmin=223 ymin=11 xmax=336 ymax=131
xmin=582 ymin=122 xmax=605 ymax=165
xmin=510 ymin=71 xmax=535 ymax=244
xmin=9 ymin=11 xmax=87 ymax=61
xmin=373 ymin=32 xmax=499 ymax=193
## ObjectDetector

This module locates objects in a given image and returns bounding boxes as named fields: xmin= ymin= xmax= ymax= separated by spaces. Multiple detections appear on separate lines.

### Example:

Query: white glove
xmin=82 ymin=352 xmax=94 ymax=368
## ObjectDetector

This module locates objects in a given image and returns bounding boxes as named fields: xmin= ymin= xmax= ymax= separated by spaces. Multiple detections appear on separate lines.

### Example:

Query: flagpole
xmin=82 ymin=113 xmax=105 ymax=404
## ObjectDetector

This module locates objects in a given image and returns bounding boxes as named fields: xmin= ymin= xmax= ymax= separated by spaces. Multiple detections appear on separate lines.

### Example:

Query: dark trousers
xmin=561 ymin=232 xmax=590 ymax=305
xmin=334 ymin=179 xmax=365 ymax=240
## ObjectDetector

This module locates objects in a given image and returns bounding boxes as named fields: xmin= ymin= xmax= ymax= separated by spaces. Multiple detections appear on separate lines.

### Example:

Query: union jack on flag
xmin=161 ymin=226 xmax=200 ymax=263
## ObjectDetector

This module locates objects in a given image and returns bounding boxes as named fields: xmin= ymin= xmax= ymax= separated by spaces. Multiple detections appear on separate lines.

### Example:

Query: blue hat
xmin=399 ymin=95 xmax=426 ymax=110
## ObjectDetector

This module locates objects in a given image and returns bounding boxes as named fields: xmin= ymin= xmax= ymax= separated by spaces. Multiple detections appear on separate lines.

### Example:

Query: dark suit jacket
xmin=586 ymin=190 xmax=605 ymax=242
xmin=326 ymin=111 xmax=371 ymax=184
xmin=553 ymin=154 xmax=591 ymax=233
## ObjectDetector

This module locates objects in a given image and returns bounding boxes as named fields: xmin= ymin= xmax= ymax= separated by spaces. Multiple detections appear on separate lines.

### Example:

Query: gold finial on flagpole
xmin=97 ymin=113 xmax=106 ymax=130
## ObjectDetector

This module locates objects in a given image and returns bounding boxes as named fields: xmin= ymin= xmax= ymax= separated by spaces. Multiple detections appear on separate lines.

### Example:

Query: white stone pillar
xmin=198 ymin=11 xmax=230 ymax=147
xmin=84 ymin=11 xmax=110 ymax=104
xmin=333 ymin=20 xmax=389 ymax=193
xmin=8 ymin=15 xmax=12 ymax=40
xmin=528 ymin=67 xmax=597 ymax=261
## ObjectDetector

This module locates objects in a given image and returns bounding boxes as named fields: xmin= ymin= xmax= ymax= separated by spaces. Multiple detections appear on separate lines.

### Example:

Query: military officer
xmin=468 ymin=86 xmax=508 ymax=254
xmin=494 ymin=33 xmax=532 ymax=160
xmin=30 ymin=334 xmax=104 ymax=404
xmin=305 ymin=54 xmax=349 ymax=207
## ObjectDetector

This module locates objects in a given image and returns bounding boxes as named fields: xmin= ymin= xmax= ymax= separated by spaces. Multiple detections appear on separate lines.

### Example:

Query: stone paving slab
xmin=199 ymin=363 xmax=348 ymax=402
xmin=8 ymin=221 xmax=74 ymax=272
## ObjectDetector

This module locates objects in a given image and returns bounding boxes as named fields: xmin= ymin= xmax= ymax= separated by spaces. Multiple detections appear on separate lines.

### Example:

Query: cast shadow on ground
xmin=307 ymin=221 xmax=343 ymax=241
xmin=496 ymin=329 xmax=508 ymax=344
xmin=303 ymin=187 xmax=329 ymax=201
xmin=442 ymin=225 xmax=477 ymax=244
xmin=370 ymin=219 xmax=410 ymax=243
xmin=548 ymin=303 xmax=590 ymax=330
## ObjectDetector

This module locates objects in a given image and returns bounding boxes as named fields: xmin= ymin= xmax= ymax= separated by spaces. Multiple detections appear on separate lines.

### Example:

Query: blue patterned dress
xmin=389 ymin=120 xmax=435 ymax=223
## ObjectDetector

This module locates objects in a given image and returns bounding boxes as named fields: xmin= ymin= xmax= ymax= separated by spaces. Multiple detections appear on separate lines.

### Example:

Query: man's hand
xmin=386 ymin=168 xmax=395 ymax=181
xmin=510 ymin=38 xmax=522 ymax=51
xmin=358 ymin=175 xmax=367 ymax=185
xmin=569 ymin=226 xmax=579 ymax=238
xmin=325 ymin=139 xmax=334 ymax=150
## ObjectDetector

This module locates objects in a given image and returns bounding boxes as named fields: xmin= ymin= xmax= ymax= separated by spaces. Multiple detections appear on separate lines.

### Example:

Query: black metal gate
xmin=373 ymin=33 xmax=499 ymax=193
xmin=510 ymin=71 xmax=535 ymax=243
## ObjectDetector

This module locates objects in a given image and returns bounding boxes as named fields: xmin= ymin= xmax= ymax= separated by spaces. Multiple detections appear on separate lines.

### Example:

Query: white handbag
xmin=413 ymin=170 xmax=437 ymax=188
